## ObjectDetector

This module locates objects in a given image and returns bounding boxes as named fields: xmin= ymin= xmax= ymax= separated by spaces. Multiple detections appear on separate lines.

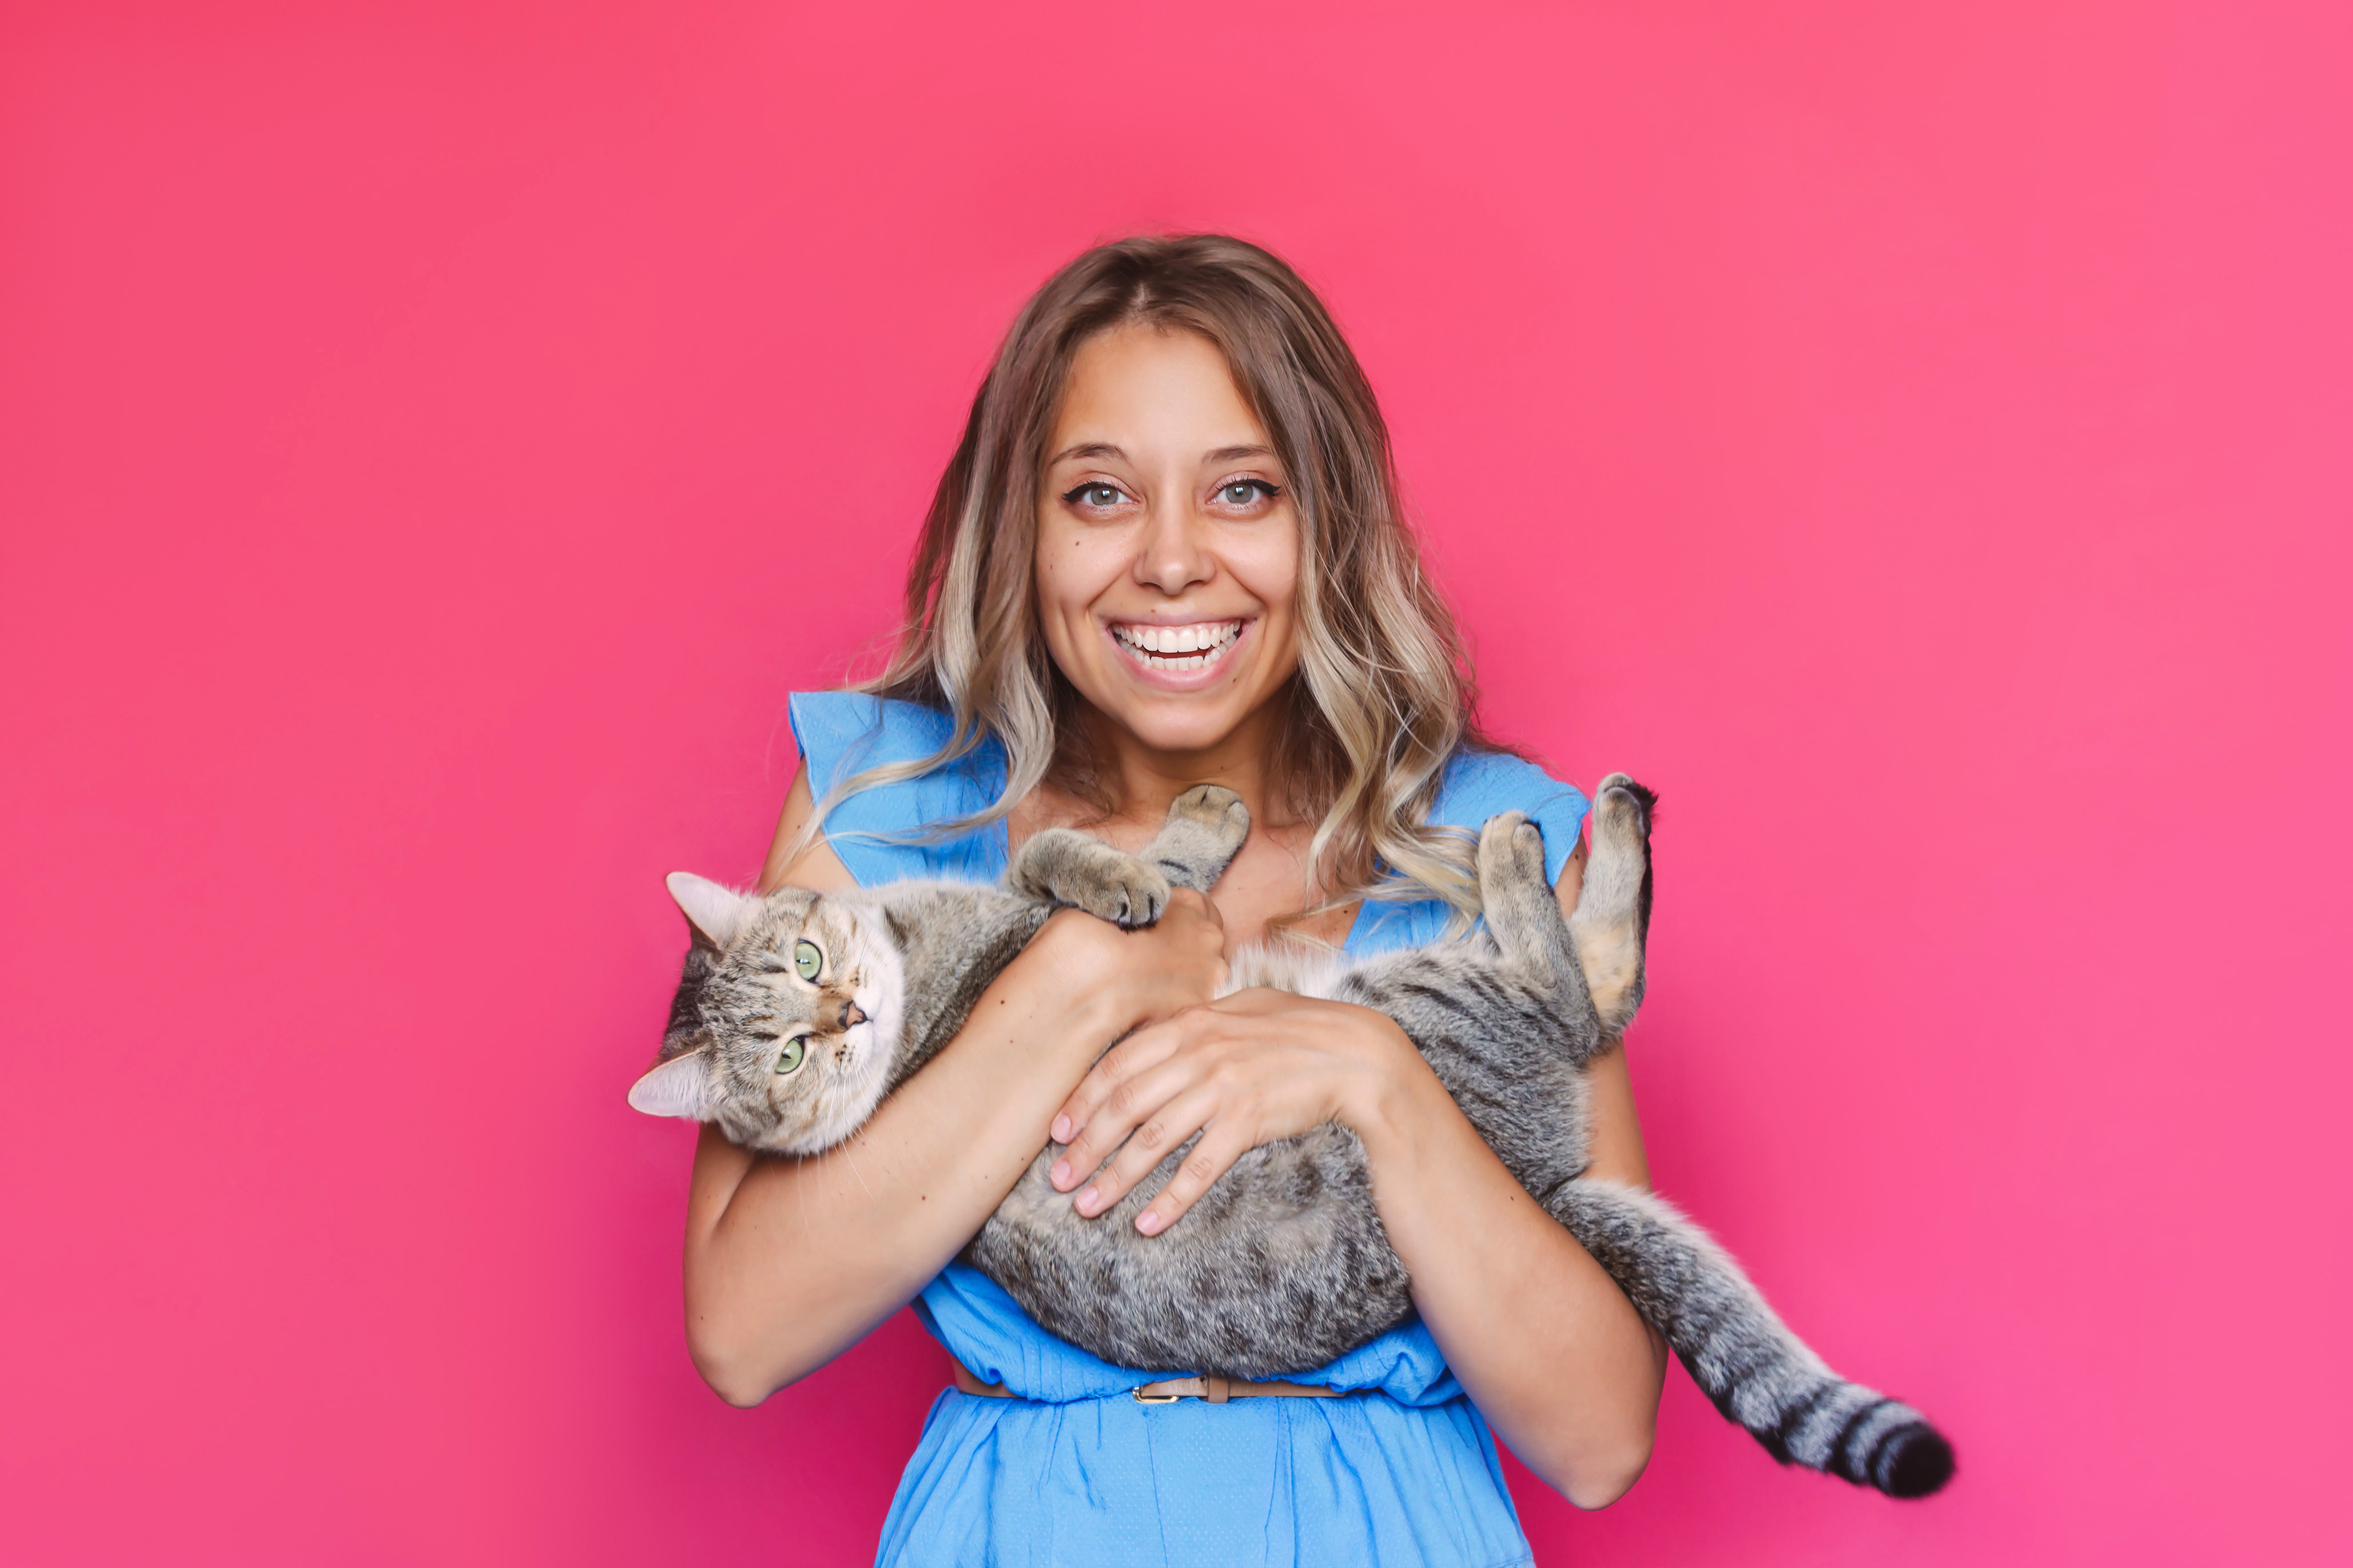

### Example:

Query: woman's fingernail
xmin=1050 ymin=1115 xmax=1072 ymax=1143
xmin=1136 ymin=1210 xmax=1165 ymax=1236
xmin=1049 ymin=1160 xmax=1071 ymax=1188
xmin=1075 ymin=1186 xmax=1099 ymax=1214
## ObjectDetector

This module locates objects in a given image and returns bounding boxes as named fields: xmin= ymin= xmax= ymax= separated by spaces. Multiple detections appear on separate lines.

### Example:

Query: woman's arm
xmin=1340 ymin=1004 xmax=1667 ymax=1508
xmin=1045 ymin=844 xmax=1667 ymax=1507
xmin=680 ymin=769 xmax=1226 ymax=1406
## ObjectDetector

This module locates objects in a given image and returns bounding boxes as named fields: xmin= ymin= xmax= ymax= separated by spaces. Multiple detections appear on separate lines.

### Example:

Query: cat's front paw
xmin=1067 ymin=856 xmax=1172 ymax=928
xmin=1010 ymin=828 xmax=1175 ymax=927
xmin=1145 ymin=784 xmax=1251 ymax=893
xmin=1168 ymin=784 xmax=1250 ymax=847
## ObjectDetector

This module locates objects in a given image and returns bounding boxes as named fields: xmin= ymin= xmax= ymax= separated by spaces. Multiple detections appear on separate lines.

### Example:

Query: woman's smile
xmin=1105 ymin=616 xmax=1254 ymax=686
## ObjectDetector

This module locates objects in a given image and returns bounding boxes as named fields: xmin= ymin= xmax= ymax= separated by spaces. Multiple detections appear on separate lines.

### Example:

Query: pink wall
xmin=4 ymin=2 xmax=2347 ymax=1562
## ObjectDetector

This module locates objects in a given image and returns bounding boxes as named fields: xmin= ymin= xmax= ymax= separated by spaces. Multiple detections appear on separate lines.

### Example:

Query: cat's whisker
xmin=838 ymin=1137 xmax=876 ymax=1201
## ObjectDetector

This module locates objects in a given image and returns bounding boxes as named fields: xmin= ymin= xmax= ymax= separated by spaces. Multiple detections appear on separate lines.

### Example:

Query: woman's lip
xmin=1102 ymin=617 xmax=1255 ymax=692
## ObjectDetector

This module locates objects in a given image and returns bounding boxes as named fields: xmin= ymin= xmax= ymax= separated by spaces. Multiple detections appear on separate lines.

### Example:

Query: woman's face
xmin=1034 ymin=324 xmax=1301 ymax=759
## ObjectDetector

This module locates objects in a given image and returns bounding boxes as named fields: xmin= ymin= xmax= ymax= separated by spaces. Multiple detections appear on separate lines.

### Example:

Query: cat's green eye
xmin=793 ymin=940 xmax=821 ymax=982
xmin=776 ymin=1036 xmax=809 ymax=1075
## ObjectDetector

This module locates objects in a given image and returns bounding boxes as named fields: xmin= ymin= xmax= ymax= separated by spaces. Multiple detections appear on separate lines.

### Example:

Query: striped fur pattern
xmin=639 ymin=778 xmax=1953 ymax=1498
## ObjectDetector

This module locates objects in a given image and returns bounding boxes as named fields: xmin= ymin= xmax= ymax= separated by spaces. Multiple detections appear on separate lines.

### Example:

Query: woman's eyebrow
xmin=1047 ymin=441 xmax=1277 ymax=465
xmin=1049 ymin=442 xmax=1126 ymax=464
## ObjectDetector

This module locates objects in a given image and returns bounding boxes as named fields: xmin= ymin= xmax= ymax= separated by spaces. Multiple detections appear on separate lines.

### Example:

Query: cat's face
xmin=629 ymin=876 xmax=905 ymax=1154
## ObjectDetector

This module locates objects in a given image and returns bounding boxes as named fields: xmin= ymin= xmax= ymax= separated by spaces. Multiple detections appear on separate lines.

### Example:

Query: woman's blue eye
xmin=793 ymin=940 xmax=822 ymax=981
xmin=1065 ymin=482 xmax=1126 ymax=508
xmin=1219 ymin=480 xmax=1272 ymax=505
xmin=776 ymin=1036 xmax=809 ymax=1074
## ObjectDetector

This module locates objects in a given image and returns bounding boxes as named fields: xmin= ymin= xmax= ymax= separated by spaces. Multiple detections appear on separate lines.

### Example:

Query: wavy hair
xmin=819 ymin=234 xmax=1504 ymax=923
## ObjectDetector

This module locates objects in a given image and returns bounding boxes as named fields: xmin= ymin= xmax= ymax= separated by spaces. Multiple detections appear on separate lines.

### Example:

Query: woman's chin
xmin=1095 ymin=689 xmax=1265 ymax=756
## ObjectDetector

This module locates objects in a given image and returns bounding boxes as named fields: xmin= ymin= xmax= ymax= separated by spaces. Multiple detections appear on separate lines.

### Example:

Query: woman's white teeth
xmin=1114 ymin=621 xmax=1243 ymax=670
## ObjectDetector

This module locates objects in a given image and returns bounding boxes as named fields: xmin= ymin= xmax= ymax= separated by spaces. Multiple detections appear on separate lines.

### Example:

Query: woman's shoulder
xmin=1346 ymin=747 xmax=1591 ymax=955
xmin=1430 ymin=745 xmax=1591 ymax=887
xmin=788 ymin=690 xmax=964 ymax=792
xmin=786 ymin=690 xmax=1008 ymax=885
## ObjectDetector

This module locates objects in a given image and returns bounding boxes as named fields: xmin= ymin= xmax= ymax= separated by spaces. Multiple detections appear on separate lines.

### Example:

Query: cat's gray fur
xmin=637 ymin=780 xmax=1953 ymax=1499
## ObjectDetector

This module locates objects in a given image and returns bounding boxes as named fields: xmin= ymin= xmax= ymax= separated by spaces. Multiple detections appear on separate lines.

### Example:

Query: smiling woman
xmin=680 ymin=236 xmax=1663 ymax=1567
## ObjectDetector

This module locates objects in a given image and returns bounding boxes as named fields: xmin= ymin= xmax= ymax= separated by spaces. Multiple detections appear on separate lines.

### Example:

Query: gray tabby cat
xmin=633 ymin=781 xmax=1954 ymax=1499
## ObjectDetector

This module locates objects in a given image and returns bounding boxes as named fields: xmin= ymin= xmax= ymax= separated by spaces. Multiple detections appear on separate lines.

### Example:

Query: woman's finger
xmin=1071 ymin=1083 xmax=1224 ymax=1215
xmin=1134 ymin=1120 xmax=1256 ymax=1235
xmin=1051 ymin=1016 xmax=1180 ymax=1144
xmin=1068 ymin=1086 xmax=1214 ymax=1222
xmin=1060 ymin=1047 xmax=1213 ymax=1206
xmin=1160 ymin=885 xmax=1225 ymax=940
xmin=1049 ymin=1015 xmax=1199 ymax=1182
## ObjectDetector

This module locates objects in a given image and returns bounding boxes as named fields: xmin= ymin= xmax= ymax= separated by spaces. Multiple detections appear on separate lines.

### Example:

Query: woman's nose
xmin=1132 ymin=499 xmax=1215 ymax=595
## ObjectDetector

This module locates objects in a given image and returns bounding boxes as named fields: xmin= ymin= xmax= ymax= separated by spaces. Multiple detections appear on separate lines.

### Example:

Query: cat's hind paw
xmin=1591 ymin=773 xmax=1657 ymax=847
xmin=1569 ymin=772 xmax=1656 ymax=1038
xmin=1474 ymin=811 xmax=1548 ymax=892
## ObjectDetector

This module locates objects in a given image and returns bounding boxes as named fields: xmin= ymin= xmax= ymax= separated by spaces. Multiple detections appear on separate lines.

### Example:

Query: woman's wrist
xmin=1030 ymin=909 xmax=1136 ymax=1036
xmin=1331 ymin=1003 xmax=1454 ymax=1163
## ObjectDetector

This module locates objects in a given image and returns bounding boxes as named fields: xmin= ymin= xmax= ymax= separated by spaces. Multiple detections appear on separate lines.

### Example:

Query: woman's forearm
xmin=682 ymin=915 xmax=1121 ymax=1406
xmin=1351 ymin=1020 xmax=1666 ymax=1508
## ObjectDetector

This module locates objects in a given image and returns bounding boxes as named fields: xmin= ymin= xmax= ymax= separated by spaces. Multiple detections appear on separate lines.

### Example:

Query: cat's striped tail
xmin=1550 ymin=1178 xmax=1955 ymax=1498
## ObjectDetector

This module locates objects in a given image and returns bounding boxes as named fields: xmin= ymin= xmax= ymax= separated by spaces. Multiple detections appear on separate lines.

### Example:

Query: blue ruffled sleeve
xmin=1344 ymin=748 xmax=1591 ymax=954
xmin=787 ymin=691 xmax=1010 ymax=886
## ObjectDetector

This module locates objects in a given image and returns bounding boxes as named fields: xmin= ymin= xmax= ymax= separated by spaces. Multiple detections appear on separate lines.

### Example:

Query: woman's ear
xmin=668 ymin=871 xmax=751 ymax=949
xmin=628 ymin=1050 xmax=715 ymax=1120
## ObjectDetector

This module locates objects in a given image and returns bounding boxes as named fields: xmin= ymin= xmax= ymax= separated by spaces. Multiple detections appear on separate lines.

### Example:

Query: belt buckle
xmin=1132 ymin=1386 xmax=1181 ymax=1405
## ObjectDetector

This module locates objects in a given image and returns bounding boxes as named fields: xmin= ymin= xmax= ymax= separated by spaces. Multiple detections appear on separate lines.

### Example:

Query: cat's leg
xmin=1548 ymin=1178 xmax=1954 ymax=1499
xmin=1475 ymin=811 xmax=1591 ymax=1006
xmin=1004 ymin=828 xmax=1172 ymax=928
xmin=1567 ymin=774 xmax=1655 ymax=1036
xmin=1000 ymin=787 xmax=1246 ymax=923
xmin=1138 ymin=784 xmax=1252 ymax=893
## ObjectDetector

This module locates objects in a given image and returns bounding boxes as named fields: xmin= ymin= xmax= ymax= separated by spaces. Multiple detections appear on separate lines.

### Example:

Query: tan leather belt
xmin=953 ymin=1360 xmax=1346 ymax=1404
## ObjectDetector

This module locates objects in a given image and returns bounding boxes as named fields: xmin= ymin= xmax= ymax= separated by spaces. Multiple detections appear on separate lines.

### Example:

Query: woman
xmin=683 ymin=235 xmax=1666 ymax=1565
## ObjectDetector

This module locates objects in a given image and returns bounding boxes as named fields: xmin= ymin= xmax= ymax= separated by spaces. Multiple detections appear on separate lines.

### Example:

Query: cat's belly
xmin=964 ymin=972 xmax=1591 ymax=1378
xmin=967 ymin=1125 xmax=1414 ymax=1379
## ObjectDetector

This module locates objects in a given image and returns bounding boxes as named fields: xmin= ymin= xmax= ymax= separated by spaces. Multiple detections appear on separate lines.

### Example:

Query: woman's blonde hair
xmin=827 ymin=233 xmax=1504 ymax=922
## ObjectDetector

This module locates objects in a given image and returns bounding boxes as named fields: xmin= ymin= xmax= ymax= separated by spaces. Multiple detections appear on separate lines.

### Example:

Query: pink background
xmin=4 ymin=2 xmax=2348 ymax=1563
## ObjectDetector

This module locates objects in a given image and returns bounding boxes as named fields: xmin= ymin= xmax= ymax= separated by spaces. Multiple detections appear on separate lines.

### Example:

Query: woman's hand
xmin=1043 ymin=885 xmax=1231 ymax=1035
xmin=1046 ymin=988 xmax=1417 ymax=1236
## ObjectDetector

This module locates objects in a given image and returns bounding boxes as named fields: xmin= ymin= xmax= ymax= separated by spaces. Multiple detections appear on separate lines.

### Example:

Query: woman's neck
xmin=1008 ymin=693 xmax=1356 ymax=951
xmin=1064 ymin=691 xmax=1296 ymax=833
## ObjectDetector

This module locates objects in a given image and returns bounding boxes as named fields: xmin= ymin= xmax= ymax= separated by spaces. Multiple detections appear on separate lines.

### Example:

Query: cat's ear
xmin=668 ymin=871 xmax=752 ymax=949
xmin=628 ymin=1050 xmax=715 ymax=1120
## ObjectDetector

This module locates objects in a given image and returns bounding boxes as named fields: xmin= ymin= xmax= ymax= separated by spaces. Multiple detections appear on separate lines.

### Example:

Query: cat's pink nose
xmin=841 ymin=1001 xmax=868 ymax=1028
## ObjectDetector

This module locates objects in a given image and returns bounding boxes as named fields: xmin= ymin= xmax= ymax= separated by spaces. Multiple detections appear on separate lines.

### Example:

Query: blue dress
xmin=789 ymin=692 xmax=1591 ymax=1568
